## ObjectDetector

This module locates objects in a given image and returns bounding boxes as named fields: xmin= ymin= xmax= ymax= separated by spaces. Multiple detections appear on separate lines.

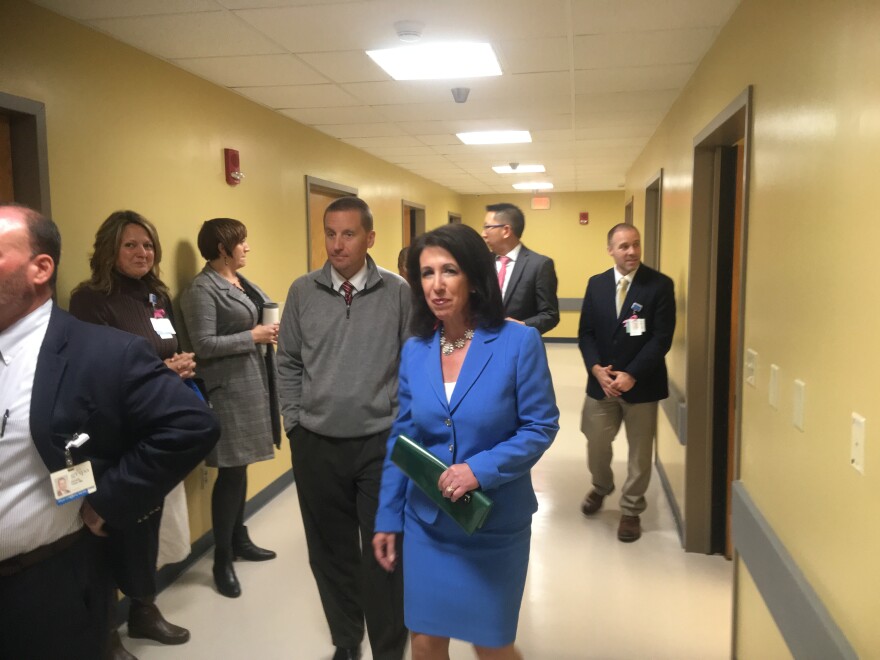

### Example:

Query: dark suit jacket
xmin=577 ymin=264 xmax=675 ymax=403
xmin=30 ymin=306 xmax=219 ymax=529
xmin=502 ymin=245 xmax=560 ymax=335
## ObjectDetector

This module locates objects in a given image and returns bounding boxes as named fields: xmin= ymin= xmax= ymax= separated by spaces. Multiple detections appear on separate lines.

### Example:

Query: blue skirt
xmin=402 ymin=508 xmax=531 ymax=648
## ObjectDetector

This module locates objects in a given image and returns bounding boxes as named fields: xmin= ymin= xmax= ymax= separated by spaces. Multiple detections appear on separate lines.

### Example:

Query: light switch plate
xmin=793 ymin=379 xmax=806 ymax=431
xmin=769 ymin=364 xmax=779 ymax=409
xmin=851 ymin=413 xmax=865 ymax=475
xmin=745 ymin=349 xmax=757 ymax=387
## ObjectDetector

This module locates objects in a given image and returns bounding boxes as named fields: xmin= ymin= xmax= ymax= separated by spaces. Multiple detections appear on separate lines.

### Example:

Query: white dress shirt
xmin=330 ymin=261 xmax=369 ymax=298
xmin=614 ymin=265 xmax=638 ymax=315
xmin=0 ymin=300 xmax=82 ymax=560
xmin=495 ymin=243 xmax=523 ymax=299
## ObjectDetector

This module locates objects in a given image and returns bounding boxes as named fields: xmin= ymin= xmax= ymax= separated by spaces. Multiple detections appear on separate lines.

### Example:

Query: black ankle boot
xmin=213 ymin=553 xmax=241 ymax=598
xmin=232 ymin=525 xmax=277 ymax=561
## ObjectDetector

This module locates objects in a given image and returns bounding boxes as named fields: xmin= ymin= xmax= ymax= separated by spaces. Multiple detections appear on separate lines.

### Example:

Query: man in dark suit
xmin=482 ymin=203 xmax=559 ymax=334
xmin=0 ymin=204 xmax=219 ymax=659
xmin=577 ymin=223 xmax=675 ymax=542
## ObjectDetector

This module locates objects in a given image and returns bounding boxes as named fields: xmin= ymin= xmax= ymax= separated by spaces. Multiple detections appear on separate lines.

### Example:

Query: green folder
xmin=390 ymin=434 xmax=493 ymax=535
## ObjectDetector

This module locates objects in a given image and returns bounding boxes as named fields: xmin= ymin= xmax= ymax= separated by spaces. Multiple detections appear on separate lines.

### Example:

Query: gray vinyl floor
xmin=125 ymin=344 xmax=733 ymax=659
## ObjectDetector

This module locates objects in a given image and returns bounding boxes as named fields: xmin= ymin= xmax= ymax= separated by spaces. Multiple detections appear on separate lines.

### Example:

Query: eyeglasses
xmin=482 ymin=224 xmax=506 ymax=230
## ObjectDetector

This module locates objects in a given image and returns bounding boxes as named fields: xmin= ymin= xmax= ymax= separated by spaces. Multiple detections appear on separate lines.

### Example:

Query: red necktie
xmin=497 ymin=256 xmax=510 ymax=291
xmin=341 ymin=280 xmax=354 ymax=306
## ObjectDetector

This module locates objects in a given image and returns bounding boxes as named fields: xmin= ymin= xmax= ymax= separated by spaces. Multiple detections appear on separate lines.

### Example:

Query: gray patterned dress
xmin=180 ymin=266 xmax=279 ymax=467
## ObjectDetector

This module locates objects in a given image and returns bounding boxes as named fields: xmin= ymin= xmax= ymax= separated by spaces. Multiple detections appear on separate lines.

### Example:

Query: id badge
xmin=626 ymin=318 xmax=647 ymax=336
xmin=51 ymin=462 xmax=97 ymax=505
xmin=150 ymin=317 xmax=176 ymax=339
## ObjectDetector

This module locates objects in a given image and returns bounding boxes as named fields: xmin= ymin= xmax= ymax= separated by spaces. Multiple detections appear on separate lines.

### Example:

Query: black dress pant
xmin=290 ymin=426 xmax=406 ymax=660
xmin=0 ymin=531 xmax=112 ymax=660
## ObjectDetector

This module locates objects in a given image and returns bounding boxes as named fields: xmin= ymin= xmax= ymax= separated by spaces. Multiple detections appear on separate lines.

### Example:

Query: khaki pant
xmin=580 ymin=396 xmax=658 ymax=516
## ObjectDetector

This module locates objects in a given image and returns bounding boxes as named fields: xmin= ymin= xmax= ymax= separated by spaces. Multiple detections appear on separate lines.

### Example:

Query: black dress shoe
xmin=232 ymin=525 xmax=277 ymax=561
xmin=332 ymin=647 xmax=362 ymax=660
xmin=127 ymin=600 xmax=190 ymax=645
xmin=107 ymin=629 xmax=138 ymax=660
xmin=213 ymin=559 xmax=242 ymax=598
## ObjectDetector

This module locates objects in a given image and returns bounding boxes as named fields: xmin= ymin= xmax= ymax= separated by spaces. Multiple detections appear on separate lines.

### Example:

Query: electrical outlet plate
xmin=769 ymin=364 xmax=779 ymax=409
xmin=793 ymin=379 xmax=806 ymax=431
xmin=851 ymin=413 xmax=865 ymax=474
xmin=745 ymin=349 xmax=757 ymax=387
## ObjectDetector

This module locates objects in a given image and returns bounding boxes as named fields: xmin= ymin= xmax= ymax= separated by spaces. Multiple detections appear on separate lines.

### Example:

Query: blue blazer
xmin=30 ymin=306 xmax=219 ymax=529
xmin=375 ymin=321 xmax=559 ymax=533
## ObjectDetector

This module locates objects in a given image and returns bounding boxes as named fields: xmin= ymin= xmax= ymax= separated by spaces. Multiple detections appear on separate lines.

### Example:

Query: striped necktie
xmin=341 ymin=280 xmax=354 ymax=306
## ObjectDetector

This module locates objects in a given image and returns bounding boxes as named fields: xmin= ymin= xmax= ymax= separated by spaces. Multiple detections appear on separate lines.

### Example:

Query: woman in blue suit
xmin=374 ymin=224 xmax=559 ymax=659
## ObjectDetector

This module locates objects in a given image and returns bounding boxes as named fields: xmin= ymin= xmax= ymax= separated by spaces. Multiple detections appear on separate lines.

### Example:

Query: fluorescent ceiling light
xmin=513 ymin=182 xmax=554 ymax=190
xmin=366 ymin=43 xmax=501 ymax=81
xmin=456 ymin=130 xmax=532 ymax=145
xmin=492 ymin=164 xmax=545 ymax=174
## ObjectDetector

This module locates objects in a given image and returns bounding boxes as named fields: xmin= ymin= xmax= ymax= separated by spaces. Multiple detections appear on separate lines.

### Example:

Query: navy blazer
xmin=30 ymin=306 xmax=219 ymax=529
xmin=502 ymin=245 xmax=560 ymax=335
xmin=577 ymin=264 xmax=675 ymax=403
xmin=375 ymin=322 xmax=559 ymax=533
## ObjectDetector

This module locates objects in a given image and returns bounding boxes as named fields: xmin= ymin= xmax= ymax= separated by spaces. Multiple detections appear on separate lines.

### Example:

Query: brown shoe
xmin=107 ymin=629 xmax=138 ymax=660
xmin=127 ymin=600 xmax=190 ymax=645
xmin=617 ymin=515 xmax=642 ymax=542
xmin=580 ymin=489 xmax=611 ymax=516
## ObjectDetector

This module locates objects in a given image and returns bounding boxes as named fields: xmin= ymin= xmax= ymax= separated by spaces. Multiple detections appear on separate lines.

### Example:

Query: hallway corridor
xmin=127 ymin=344 xmax=733 ymax=659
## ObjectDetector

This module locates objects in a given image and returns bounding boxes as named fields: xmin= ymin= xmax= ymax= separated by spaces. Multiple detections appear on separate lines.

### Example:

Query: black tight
xmin=211 ymin=465 xmax=247 ymax=559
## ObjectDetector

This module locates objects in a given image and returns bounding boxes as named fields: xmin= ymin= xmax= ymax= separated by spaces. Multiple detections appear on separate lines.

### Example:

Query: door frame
xmin=0 ymin=91 xmax=51 ymax=213
xmin=643 ymin=169 xmax=663 ymax=269
xmin=401 ymin=199 xmax=425 ymax=246
xmin=684 ymin=86 xmax=753 ymax=553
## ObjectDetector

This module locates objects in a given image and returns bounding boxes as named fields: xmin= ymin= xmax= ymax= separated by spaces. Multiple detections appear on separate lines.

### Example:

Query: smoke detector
xmin=394 ymin=20 xmax=424 ymax=43
xmin=509 ymin=162 xmax=519 ymax=170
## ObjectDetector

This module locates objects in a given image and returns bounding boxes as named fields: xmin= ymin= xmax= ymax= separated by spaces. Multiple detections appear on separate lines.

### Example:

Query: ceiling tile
xmin=31 ymin=0 xmax=222 ymax=20
xmin=88 ymin=11 xmax=284 ymax=59
xmin=574 ymin=28 xmax=718 ymax=69
xmin=574 ymin=64 xmax=694 ymax=93
xmin=235 ymin=84 xmax=360 ymax=109
xmin=314 ymin=123 xmax=406 ymax=139
xmin=572 ymin=0 xmax=741 ymax=34
xmin=172 ymin=54 xmax=328 ymax=87
xmin=31 ymin=0 xmax=741 ymax=194
xmin=298 ymin=51 xmax=390 ymax=84
xmin=279 ymin=106 xmax=388 ymax=124
xmin=494 ymin=37 xmax=570 ymax=74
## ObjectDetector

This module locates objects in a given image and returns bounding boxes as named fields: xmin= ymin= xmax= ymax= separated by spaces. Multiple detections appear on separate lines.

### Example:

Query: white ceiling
xmin=31 ymin=0 xmax=740 ymax=194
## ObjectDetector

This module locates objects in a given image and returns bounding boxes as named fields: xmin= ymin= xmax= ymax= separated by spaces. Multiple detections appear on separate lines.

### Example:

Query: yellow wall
xmin=626 ymin=0 xmax=880 ymax=654
xmin=1 ymin=0 xmax=461 ymax=541
xmin=735 ymin=560 xmax=792 ymax=660
xmin=459 ymin=192 xmax=625 ymax=339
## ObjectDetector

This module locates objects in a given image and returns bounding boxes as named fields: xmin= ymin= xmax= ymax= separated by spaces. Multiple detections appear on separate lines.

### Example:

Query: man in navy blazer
xmin=577 ymin=223 xmax=675 ymax=542
xmin=0 ymin=204 xmax=219 ymax=659
xmin=482 ymin=203 xmax=559 ymax=334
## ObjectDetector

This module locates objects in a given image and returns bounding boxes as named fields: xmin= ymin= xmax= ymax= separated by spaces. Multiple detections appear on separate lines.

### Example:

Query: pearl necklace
xmin=440 ymin=328 xmax=475 ymax=356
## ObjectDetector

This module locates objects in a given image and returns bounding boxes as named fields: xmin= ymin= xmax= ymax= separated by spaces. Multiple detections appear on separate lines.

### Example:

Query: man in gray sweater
xmin=277 ymin=196 xmax=410 ymax=660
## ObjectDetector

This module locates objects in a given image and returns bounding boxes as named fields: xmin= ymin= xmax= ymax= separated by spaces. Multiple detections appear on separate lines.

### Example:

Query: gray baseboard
xmin=731 ymin=481 xmax=856 ymax=659
xmin=655 ymin=454 xmax=684 ymax=544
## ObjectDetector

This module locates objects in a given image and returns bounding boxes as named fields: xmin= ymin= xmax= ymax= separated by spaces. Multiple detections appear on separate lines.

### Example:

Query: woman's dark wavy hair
xmin=406 ymin=224 xmax=505 ymax=338
xmin=72 ymin=210 xmax=169 ymax=298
